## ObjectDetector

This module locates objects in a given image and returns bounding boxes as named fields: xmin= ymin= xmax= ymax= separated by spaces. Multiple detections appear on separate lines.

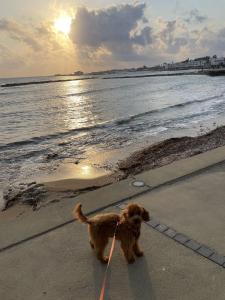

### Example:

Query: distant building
xmin=210 ymin=56 xmax=225 ymax=68
xmin=136 ymin=65 xmax=150 ymax=71
xmin=160 ymin=55 xmax=225 ymax=71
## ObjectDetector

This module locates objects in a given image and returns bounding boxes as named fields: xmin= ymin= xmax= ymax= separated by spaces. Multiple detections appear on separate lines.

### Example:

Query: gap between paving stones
xmin=116 ymin=203 xmax=225 ymax=269
xmin=0 ymin=197 xmax=133 ymax=253
xmin=1 ymin=158 xmax=225 ymax=254
xmin=148 ymin=219 xmax=225 ymax=269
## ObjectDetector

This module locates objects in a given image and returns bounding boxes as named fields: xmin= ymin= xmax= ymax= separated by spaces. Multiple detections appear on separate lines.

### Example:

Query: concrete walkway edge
xmin=1 ymin=145 xmax=225 ymax=252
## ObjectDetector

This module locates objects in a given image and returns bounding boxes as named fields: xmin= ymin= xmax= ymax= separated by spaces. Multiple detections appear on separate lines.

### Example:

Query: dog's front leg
xmin=121 ymin=241 xmax=135 ymax=264
xmin=133 ymin=240 xmax=143 ymax=257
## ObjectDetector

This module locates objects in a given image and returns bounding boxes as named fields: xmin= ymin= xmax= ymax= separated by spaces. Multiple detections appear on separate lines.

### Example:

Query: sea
xmin=1 ymin=71 xmax=225 ymax=191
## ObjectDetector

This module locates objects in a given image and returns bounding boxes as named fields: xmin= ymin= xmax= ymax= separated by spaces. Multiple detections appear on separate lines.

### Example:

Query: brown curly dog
xmin=73 ymin=203 xmax=150 ymax=264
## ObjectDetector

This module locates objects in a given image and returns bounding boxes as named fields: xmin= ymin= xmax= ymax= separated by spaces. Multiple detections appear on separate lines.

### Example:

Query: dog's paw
xmin=135 ymin=251 xmax=144 ymax=257
xmin=101 ymin=256 xmax=109 ymax=264
xmin=127 ymin=257 xmax=135 ymax=264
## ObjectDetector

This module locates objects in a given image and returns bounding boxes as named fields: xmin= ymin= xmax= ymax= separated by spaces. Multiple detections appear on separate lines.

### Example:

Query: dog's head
xmin=122 ymin=203 xmax=150 ymax=225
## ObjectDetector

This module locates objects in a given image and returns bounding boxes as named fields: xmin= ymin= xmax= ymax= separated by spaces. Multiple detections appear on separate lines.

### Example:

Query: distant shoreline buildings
xmin=54 ymin=70 xmax=84 ymax=77
xmin=87 ymin=55 xmax=225 ymax=74
xmin=54 ymin=55 xmax=225 ymax=77
xmin=160 ymin=55 xmax=225 ymax=71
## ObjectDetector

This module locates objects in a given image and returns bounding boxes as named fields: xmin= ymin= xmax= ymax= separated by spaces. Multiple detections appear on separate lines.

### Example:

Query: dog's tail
xmin=73 ymin=203 xmax=90 ymax=224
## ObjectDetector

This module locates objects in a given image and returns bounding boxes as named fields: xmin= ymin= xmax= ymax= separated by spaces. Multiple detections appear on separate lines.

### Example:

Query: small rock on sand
xmin=46 ymin=153 xmax=58 ymax=160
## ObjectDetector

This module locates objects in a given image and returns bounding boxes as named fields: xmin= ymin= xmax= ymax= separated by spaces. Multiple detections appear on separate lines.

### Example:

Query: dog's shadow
xmin=91 ymin=253 xmax=113 ymax=300
xmin=92 ymin=251 xmax=155 ymax=300
xmin=128 ymin=256 xmax=156 ymax=300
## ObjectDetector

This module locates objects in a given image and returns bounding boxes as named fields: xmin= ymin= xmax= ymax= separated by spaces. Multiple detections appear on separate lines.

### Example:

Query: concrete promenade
xmin=1 ymin=146 xmax=225 ymax=299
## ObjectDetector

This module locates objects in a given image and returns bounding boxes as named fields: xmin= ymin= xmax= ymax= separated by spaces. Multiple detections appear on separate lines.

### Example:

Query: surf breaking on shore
xmin=1 ymin=125 xmax=225 ymax=212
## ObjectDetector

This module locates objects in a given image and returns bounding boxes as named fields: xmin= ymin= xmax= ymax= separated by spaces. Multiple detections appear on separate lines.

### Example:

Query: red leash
xmin=99 ymin=222 xmax=119 ymax=300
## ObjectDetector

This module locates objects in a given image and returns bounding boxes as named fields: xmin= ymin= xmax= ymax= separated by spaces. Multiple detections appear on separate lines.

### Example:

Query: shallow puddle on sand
xmin=37 ymin=162 xmax=112 ymax=183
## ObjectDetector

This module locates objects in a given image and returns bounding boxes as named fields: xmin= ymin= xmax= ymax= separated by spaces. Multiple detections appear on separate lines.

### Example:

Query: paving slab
xmin=1 ymin=146 xmax=225 ymax=299
xmin=135 ymin=145 xmax=225 ymax=188
xmin=210 ymin=253 xmax=225 ymax=266
xmin=0 ymin=196 xmax=76 ymax=251
xmin=2 ymin=145 xmax=225 ymax=252
xmin=1 ymin=206 xmax=225 ymax=300
xmin=134 ymin=161 xmax=225 ymax=255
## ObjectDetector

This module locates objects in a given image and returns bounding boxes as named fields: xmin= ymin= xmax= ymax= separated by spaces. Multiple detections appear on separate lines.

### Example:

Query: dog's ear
xmin=141 ymin=207 xmax=150 ymax=222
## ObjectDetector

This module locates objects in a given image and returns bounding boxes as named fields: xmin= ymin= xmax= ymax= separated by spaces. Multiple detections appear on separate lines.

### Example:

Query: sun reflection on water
xmin=61 ymin=80 xmax=98 ymax=131
xmin=80 ymin=165 xmax=91 ymax=175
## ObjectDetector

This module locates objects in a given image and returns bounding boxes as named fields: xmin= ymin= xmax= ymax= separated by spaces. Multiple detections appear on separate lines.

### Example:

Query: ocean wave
xmin=1 ymin=92 xmax=224 ymax=150
xmin=56 ymin=79 xmax=186 ymax=100
xmin=0 ymin=149 xmax=48 ymax=162
xmin=0 ymin=121 xmax=112 ymax=150
xmin=165 ymin=110 xmax=212 ymax=126
xmin=56 ymin=82 xmax=144 ymax=99
xmin=128 ymin=110 xmax=212 ymax=131
xmin=115 ymin=93 xmax=225 ymax=126
xmin=0 ymin=92 xmax=10 ymax=96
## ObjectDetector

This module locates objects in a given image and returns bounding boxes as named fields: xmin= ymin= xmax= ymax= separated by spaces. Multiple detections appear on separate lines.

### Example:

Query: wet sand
xmin=42 ymin=163 xmax=118 ymax=192
xmin=2 ymin=125 xmax=225 ymax=213
xmin=1 ymin=163 xmax=119 ymax=211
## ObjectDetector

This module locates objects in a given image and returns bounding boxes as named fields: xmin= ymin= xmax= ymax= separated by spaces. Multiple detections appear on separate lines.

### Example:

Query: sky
xmin=0 ymin=0 xmax=225 ymax=77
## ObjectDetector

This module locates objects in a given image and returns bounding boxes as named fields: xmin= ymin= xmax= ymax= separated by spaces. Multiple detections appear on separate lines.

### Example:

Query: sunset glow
xmin=54 ymin=14 xmax=72 ymax=35
xmin=0 ymin=1 xmax=225 ymax=78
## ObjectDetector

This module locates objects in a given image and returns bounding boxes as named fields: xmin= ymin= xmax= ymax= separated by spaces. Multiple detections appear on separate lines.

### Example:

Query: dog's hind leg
xmin=95 ymin=238 xmax=109 ymax=264
xmin=88 ymin=226 xmax=95 ymax=250
xmin=88 ymin=225 xmax=108 ymax=263
xmin=89 ymin=240 xmax=95 ymax=249
xmin=133 ymin=240 xmax=143 ymax=257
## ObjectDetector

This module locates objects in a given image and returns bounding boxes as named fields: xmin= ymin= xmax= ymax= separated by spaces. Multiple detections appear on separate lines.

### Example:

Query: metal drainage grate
xmin=132 ymin=180 xmax=145 ymax=187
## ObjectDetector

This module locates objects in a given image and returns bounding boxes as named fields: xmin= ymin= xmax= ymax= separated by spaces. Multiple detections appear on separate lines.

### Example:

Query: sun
xmin=54 ymin=14 xmax=72 ymax=35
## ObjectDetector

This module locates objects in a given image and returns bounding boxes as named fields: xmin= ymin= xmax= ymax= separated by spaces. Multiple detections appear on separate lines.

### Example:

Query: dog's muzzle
xmin=133 ymin=217 xmax=141 ymax=224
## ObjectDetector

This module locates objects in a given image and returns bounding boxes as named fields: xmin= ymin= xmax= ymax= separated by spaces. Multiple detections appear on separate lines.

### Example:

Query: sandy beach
xmin=2 ymin=124 xmax=225 ymax=215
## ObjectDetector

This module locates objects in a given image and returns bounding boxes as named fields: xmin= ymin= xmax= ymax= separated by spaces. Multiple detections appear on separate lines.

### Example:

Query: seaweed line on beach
xmin=118 ymin=125 xmax=225 ymax=176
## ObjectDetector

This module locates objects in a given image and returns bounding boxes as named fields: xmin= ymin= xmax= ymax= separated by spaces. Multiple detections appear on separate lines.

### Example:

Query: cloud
xmin=0 ymin=18 xmax=66 ymax=52
xmin=0 ymin=18 xmax=42 ymax=51
xmin=132 ymin=26 xmax=153 ymax=45
xmin=153 ymin=19 xmax=189 ymax=55
xmin=0 ymin=43 xmax=27 ymax=77
xmin=151 ymin=14 xmax=225 ymax=62
xmin=0 ymin=4 xmax=225 ymax=77
xmin=184 ymin=9 xmax=208 ymax=24
xmin=0 ymin=18 xmax=76 ymax=77
xmin=198 ymin=27 xmax=225 ymax=55
xmin=70 ymin=4 xmax=153 ymax=62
